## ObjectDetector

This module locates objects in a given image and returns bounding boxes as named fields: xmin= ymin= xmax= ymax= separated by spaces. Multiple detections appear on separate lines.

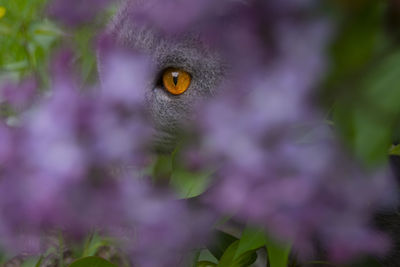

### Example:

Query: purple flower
xmin=0 ymin=78 xmax=37 ymax=111
xmin=0 ymin=48 xmax=212 ymax=265
xmin=48 ymin=0 xmax=111 ymax=27
xmin=97 ymin=36 xmax=155 ymax=107
xmin=127 ymin=0 xmax=316 ymax=36
xmin=155 ymin=0 xmax=397 ymax=261
xmin=204 ymin=135 xmax=395 ymax=261
xmin=126 ymin=0 xmax=231 ymax=35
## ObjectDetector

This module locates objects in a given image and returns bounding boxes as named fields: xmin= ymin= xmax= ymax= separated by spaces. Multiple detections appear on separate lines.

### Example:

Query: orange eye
xmin=162 ymin=68 xmax=191 ymax=95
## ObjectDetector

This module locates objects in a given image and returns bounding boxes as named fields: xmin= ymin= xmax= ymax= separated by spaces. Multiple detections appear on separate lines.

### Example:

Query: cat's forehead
xmin=107 ymin=1 xmax=214 ymax=60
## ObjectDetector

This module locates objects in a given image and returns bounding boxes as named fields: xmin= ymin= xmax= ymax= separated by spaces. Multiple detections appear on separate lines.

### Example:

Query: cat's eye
xmin=162 ymin=68 xmax=191 ymax=95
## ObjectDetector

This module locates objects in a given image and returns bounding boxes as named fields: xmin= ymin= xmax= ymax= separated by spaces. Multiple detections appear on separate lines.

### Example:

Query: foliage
xmin=69 ymin=256 xmax=117 ymax=267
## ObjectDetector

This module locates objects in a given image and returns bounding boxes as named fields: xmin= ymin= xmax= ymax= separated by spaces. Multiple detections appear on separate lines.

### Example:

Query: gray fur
xmin=101 ymin=1 xmax=225 ymax=152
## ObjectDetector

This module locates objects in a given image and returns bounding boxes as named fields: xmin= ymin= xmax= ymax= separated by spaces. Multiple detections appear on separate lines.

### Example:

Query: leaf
xmin=69 ymin=256 xmax=117 ymax=267
xmin=197 ymin=261 xmax=218 ymax=267
xmin=233 ymin=251 xmax=257 ymax=267
xmin=197 ymin=249 xmax=219 ymax=264
xmin=20 ymin=257 xmax=42 ymax=267
xmin=152 ymin=153 xmax=173 ymax=181
xmin=349 ymin=50 xmax=400 ymax=164
xmin=363 ymin=51 xmax=400 ymax=114
xmin=352 ymin=109 xmax=391 ymax=164
xmin=217 ymin=241 xmax=240 ymax=267
xmin=331 ymin=48 xmax=400 ymax=165
xmin=328 ymin=0 xmax=385 ymax=81
xmin=169 ymin=145 xmax=214 ymax=198
xmin=29 ymin=21 xmax=61 ymax=49
xmin=73 ymin=28 xmax=98 ymax=85
xmin=3 ymin=60 xmax=29 ymax=71
xmin=34 ymin=256 xmax=43 ymax=267
xmin=170 ymin=168 xmax=213 ymax=198
xmin=217 ymin=241 xmax=257 ymax=267
xmin=321 ymin=0 xmax=400 ymax=166
xmin=82 ymin=232 xmax=111 ymax=257
xmin=234 ymin=226 xmax=265 ymax=260
xmin=389 ymin=144 xmax=400 ymax=156
xmin=265 ymin=235 xmax=291 ymax=267
xmin=207 ymin=230 xmax=238 ymax=260
xmin=0 ymin=23 xmax=11 ymax=34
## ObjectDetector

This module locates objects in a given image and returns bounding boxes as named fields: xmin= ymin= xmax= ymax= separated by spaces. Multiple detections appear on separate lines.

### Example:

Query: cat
xmin=98 ymin=0 xmax=225 ymax=153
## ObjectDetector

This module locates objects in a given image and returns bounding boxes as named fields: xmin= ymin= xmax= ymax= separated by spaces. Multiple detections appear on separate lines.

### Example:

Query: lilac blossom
xmin=128 ymin=0 xmax=316 ymax=36
xmin=132 ymin=0 xmax=399 ymax=262
xmin=202 ymin=130 xmax=395 ymax=261
xmin=175 ymin=9 xmax=397 ymax=264
xmin=0 ymin=49 xmax=212 ymax=266
xmin=48 ymin=0 xmax=112 ymax=27
xmin=0 ymin=78 xmax=37 ymax=111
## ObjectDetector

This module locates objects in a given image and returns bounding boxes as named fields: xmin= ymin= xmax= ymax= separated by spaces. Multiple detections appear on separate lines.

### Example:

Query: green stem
xmin=58 ymin=231 xmax=64 ymax=267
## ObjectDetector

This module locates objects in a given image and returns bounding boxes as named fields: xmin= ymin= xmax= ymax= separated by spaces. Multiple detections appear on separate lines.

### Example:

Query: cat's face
xmin=99 ymin=2 xmax=225 ymax=152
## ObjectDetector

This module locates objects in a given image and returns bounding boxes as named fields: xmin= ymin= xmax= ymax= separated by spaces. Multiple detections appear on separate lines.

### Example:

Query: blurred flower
xmin=0 ymin=48 xmax=212 ymax=266
xmin=128 ymin=0 xmax=315 ymax=36
xmin=0 ymin=78 xmax=37 ymax=111
xmin=144 ymin=0 xmax=397 ymax=262
xmin=127 ymin=0 xmax=231 ymax=35
xmin=97 ymin=36 xmax=154 ymax=107
xmin=203 ymin=130 xmax=395 ymax=261
xmin=48 ymin=0 xmax=111 ymax=27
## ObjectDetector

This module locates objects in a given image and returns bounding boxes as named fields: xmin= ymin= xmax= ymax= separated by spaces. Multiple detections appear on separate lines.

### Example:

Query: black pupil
xmin=172 ymin=72 xmax=179 ymax=86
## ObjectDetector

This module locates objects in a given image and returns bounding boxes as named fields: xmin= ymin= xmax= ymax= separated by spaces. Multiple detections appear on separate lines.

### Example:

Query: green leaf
xmin=218 ymin=241 xmax=240 ymax=267
xmin=217 ymin=241 xmax=257 ymax=267
xmin=346 ymin=50 xmax=400 ymax=164
xmin=352 ymin=109 xmax=391 ymax=164
xmin=233 ymin=251 xmax=257 ymax=267
xmin=170 ymin=168 xmax=213 ymax=198
xmin=234 ymin=226 xmax=265 ymax=260
xmin=389 ymin=144 xmax=400 ymax=156
xmin=207 ymin=230 xmax=238 ymax=260
xmin=321 ymin=0 xmax=400 ymax=166
xmin=330 ymin=47 xmax=400 ymax=165
xmin=20 ymin=257 xmax=42 ymax=267
xmin=169 ymin=145 xmax=214 ymax=198
xmin=34 ymin=256 xmax=43 ymax=267
xmin=197 ymin=249 xmax=219 ymax=264
xmin=3 ymin=60 xmax=29 ymax=71
xmin=0 ymin=23 xmax=12 ymax=35
xmin=363 ymin=51 xmax=400 ymax=115
xmin=327 ymin=0 xmax=386 ymax=87
xmin=82 ymin=232 xmax=111 ymax=257
xmin=29 ymin=21 xmax=61 ymax=49
xmin=265 ymin=235 xmax=291 ymax=267
xmin=152 ymin=153 xmax=173 ymax=182
xmin=69 ymin=256 xmax=117 ymax=267
xmin=196 ymin=261 xmax=218 ymax=267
